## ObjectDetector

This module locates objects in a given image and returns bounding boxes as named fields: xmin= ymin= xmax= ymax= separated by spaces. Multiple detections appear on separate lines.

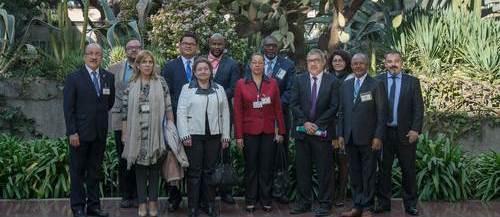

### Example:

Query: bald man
xmin=64 ymin=43 xmax=115 ymax=217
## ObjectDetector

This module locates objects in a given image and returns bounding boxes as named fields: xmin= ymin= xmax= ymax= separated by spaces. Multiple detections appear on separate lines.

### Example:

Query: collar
xmin=309 ymin=71 xmax=324 ymax=80
xmin=265 ymin=56 xmax=277 ymax=65
xmin=387 ymin=71 xmax=402 ymax=79
xmin=125 ymin=60 xmax=133 ymax=69
xmin=188 ymin=79 xmax=218 ymax=94
xmin=181 ymin=56 xmax=194 ymax=65
xmin=244 ymin=73 xmax=270 ymax=83
xmin=354 ymin=72 xmax=368 ymax=83
xmin=85 ymin=64 xmax=100 ymax=75
xmin=208 ymin=53 xmax=223 ymax=61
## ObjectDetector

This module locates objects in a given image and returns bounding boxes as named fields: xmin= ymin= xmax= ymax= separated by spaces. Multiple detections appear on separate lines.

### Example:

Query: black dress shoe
xmin=278 ymin=195 xmax=289 ymax=204
xmin=263 ymin=205 xmax=273 ymax=212
xmin=73 ymin=209 xmax=86 ymax=217
xmin=86 ymin=208 xmax=109 ymax=217
xmin=405 ymin=207 xmax=419 ymax=216
xmin=245 ymin=205 xmax=256 ymax=213
xmin=167 ymin=199 xmax=181 ymax=212
xmin=221 ymin=194 xmax=236 ymax=204
xmin=290 ymin=204 xmax=311 ymax=215
xmin=313 ymin=207 xmax=331 ymax=217
xmin=373 ymin=205 xmax=391 ymax=213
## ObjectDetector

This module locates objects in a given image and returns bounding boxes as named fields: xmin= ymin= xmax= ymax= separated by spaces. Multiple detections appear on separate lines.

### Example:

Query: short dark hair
xmin=179 ymin=31 xmax=198 ymax=44
xmin=384 ymin=50 xmax=402 ymax=59
xmin=328 ymin=49 xmax=352 ymax=73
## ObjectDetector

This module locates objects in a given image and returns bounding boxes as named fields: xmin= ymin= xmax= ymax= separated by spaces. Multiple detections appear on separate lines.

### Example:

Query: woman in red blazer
xmin=233 ymin=53 xmax=286 ymax=212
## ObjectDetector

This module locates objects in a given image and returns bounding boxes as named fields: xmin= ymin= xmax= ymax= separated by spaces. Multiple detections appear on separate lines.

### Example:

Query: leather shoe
xmin=313 ymin=207 xmax=331 ymax=217
xmin=290 ymin=204 xmax=311 ymax=215
xmin=245 ymin=205 xmax=256 ymax=213
xmin=361 ymin=210 xmax=373 ymax=217
xmin=405 ymin=207 xmax=419 ymax=216
xmin=340 ymin=208 xmax=362 ymax=217
xmin=86 ymin=208 xmax=109 ymax=217
xmin=221 ymin=193 xmax=236 ymax=204
xmin=373 ymin=205 xmax=391 ymax=213
xmin=263 ymin=205 xmax=272 ymax=212
xmin=278 ymin=195 xmax=289 ymax=204
xmin=73 ymin=209 xmax=86 ymax=217
xmin=167 ymin=199 xmax=181 ymax=212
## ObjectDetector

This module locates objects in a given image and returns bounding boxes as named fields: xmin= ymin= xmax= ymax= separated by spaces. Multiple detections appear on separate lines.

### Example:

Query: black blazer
xmin=203 ymin=55 xmax=241 ymax=100
xmin=376 ymin=72 xmax=424 ymax=144
xmin=162 ymin=57 xmax=190 ymax=116
xmin=290 ymin=72 xmax=340 ymax=140
xmin=337 ymin=74 xmax=387 ymax=145
xmin=63 ymin=66 xmax=115 ymax=141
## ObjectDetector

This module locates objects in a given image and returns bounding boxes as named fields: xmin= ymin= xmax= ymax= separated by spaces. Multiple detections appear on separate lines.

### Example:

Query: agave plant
xmin=471 ymin=151 xmax=500 ymax=201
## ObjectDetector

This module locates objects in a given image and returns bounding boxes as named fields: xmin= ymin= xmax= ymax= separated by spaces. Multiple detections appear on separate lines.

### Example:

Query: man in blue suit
xmin=161 ymin=31 xmax=199 ymax=212
xmin=63 ymin=43 xmax=115 ymax=217
xmin=260 ymin=35 xmax=295 ymax=204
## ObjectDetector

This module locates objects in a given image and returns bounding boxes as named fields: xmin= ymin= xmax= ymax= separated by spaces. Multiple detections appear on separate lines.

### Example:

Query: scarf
xmin=122 ymin=78 xmax=166 ymax=169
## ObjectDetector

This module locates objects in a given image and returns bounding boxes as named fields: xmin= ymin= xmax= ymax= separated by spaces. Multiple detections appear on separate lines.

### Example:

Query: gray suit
xmin=337 ymin=74 xmax=387 ymax=210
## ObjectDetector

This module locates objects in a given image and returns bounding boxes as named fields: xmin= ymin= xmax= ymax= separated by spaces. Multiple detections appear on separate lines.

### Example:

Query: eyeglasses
xmin=126 ymin=46 xmax=142 ymax=50
xmin=181 ymin=42 xmax=197 ymax=47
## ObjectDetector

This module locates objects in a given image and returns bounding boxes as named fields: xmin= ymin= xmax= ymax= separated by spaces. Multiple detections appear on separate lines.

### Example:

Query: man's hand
xmin=332 ymin=139 xmax=339 ymax=149
xmin=221 ymin=139 xmax=229 ymax=149
xmin=407 ymin=130 xmax=419 ymax=144
xmin=183 ymin=138 xmax=192 ymax=147
xmin=69 ymin=133 xmax=80 ymax=147
xmin=274 ymin=134 xmax=284 ymax=143
xmin=371 ymin=138 xmax=382 ymax=151
xmin=338 ymin=137 xmax=345 ymax=150
xmin=304 ymin=122 xmax=318 ymax=135
xmin=236 ymin=139 xmax=244 ymax=151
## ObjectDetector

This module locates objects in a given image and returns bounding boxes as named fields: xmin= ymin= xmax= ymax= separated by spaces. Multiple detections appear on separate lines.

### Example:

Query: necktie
xmin=388 ymin=74 xmax=397 ymax=123
xmin=91 ymin=71 xmax=100 ymax=96
xmin=186 ymin=60 xmax=192 ymax=81
xmin=309 ymin=76 xmax=318 ymax=119
xmin=354 ymin=78 xmax=361 ymax=102
xmin=266 ymin=60 xmax=273 ymax=77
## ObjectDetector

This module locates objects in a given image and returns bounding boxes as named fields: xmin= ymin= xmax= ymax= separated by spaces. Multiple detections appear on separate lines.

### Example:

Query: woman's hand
xmin=222 ymin=139 xmax=229 ymax=149
xmin=274 ymin=134 xmax=284 ymax=144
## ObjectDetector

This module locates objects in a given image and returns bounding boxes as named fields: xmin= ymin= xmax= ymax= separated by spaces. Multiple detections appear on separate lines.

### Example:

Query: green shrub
xmin=148 ymin=1 xmax=248 ymax=63
xmin=415 ymin=133 xmax=472 ymax=201
xmin=471 ymin=151 xmax=500 ymax=201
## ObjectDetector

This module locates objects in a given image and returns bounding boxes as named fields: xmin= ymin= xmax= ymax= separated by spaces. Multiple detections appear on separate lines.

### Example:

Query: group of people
xmin=63 ymin=31 xmax=423 ymax=217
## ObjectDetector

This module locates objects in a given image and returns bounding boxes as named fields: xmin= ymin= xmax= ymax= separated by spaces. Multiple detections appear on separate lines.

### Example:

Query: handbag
xmin=272 ymin=142 xmax=289 ymax=198
xmin=207 ymin=148 xmax=238 ymax=186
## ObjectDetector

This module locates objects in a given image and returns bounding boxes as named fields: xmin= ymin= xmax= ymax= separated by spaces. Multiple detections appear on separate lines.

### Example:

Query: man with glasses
xmin=161 ymin=31 xmax=199 ymax=212
xmin=63 ymin=43 xmax=115 ymax=217
xmin=107 ymin=39 xmax=143 ymax=209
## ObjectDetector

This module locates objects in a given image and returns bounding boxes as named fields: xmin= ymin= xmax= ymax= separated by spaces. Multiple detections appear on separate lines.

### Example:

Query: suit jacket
xmin=63 ymin=66 xmax=115 ymax=141
xmin=376 ymin=72 xmax=424 ymax=144
xmin=337 ymin=74 xmax=387 ymax=145
xmin=162 ymin=57 xmax=190 ymax=116
xmin=107 ymin=59 xmax=160 ymax=130
xmin=245 ymin=56 xmax=295 ymax=106
xmin=290 ymin=72 xmax=340 ymax=141
xmin=202 ymin=54 xmax=241 ymax=100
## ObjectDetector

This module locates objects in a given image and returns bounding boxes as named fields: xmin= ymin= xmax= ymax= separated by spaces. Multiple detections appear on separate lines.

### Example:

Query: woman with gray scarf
xmin=121 ymin=50 xmax=174 ymax=217
xmin=177 ymin=58 xmax=231 ymax=217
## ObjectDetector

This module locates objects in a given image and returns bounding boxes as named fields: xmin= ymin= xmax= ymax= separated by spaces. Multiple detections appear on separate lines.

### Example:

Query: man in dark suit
xmin=261 ymin=35 xmax=295 ymax=203
xmin=203 ymin=33 xmax=240 ymax=204
xmin=63 ymin=43 xmax=115 ymax=217
xmin=289 ymin=49 xmax=339 ymax=217
xmin=374 ymin=51 xmax=423 ymax=216
xmin=338 ymin=53 xmax=387 ymax=217
xmin=161 ymin=31 xmax=198 ymax=212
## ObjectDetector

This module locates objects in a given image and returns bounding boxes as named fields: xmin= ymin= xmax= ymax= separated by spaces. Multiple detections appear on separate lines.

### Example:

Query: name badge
xmin=261 ymin=96 xmax=271 ymax=105
xmin=276 ymin=68 xmax=287 ymax=80
xmin=140 ymin=104 xmax=150 ymax=112
xmin=102 ymin=88 xmax=111 ymax=95
xmin=252 ymin=101 xmax=263 ymax=109
xmin=360 ymin=92 xmax=373 ymax=102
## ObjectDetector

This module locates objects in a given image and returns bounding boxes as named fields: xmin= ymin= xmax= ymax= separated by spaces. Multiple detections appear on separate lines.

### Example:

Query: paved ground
xmin=0 ymin=198 xmax=499 ymax=217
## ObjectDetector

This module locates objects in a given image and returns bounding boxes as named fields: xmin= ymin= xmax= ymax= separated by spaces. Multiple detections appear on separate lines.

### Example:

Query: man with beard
xmin=107 ymin=39 xmax=149 ymax=209
xmin=374 ymin=51 xmax=423 ymax=216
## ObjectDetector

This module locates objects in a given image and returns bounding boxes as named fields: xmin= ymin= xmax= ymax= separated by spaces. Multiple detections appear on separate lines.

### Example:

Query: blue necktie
xmin=266 ymin=60 xmax=273 ymax=77
xmin=91 ymin=71 xmax=100 ymax=96
xmin=186 ymin=60 xmax=192 ymax=81
xmin=388 ymin=74 xmax=397 ymax=123
xmin=354 ymin=78 xmax=361 ymax=102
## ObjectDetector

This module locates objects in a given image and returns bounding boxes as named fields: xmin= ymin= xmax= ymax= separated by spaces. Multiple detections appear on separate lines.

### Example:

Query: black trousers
xmin=346 ymin=141 xmax=378 ymax=210
xmin=114 ymin=130 xmax=137 ymax=200
xmin=333 ymin=149 xmax=349 ymax=203
xmin=69 ymin=137 xmax=106 ymax=212
xmin=135 ymin=162 xmax=160 ymax=203
xmin=244 ymin=133 xmax=276 ymax=206
xmin=186 ymin=135 xmax=221 ymax=209
xmin=295 ymin=135 xmax=334 ymax=207
xmin=377 ymin=127 xmax=417 ymax=208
